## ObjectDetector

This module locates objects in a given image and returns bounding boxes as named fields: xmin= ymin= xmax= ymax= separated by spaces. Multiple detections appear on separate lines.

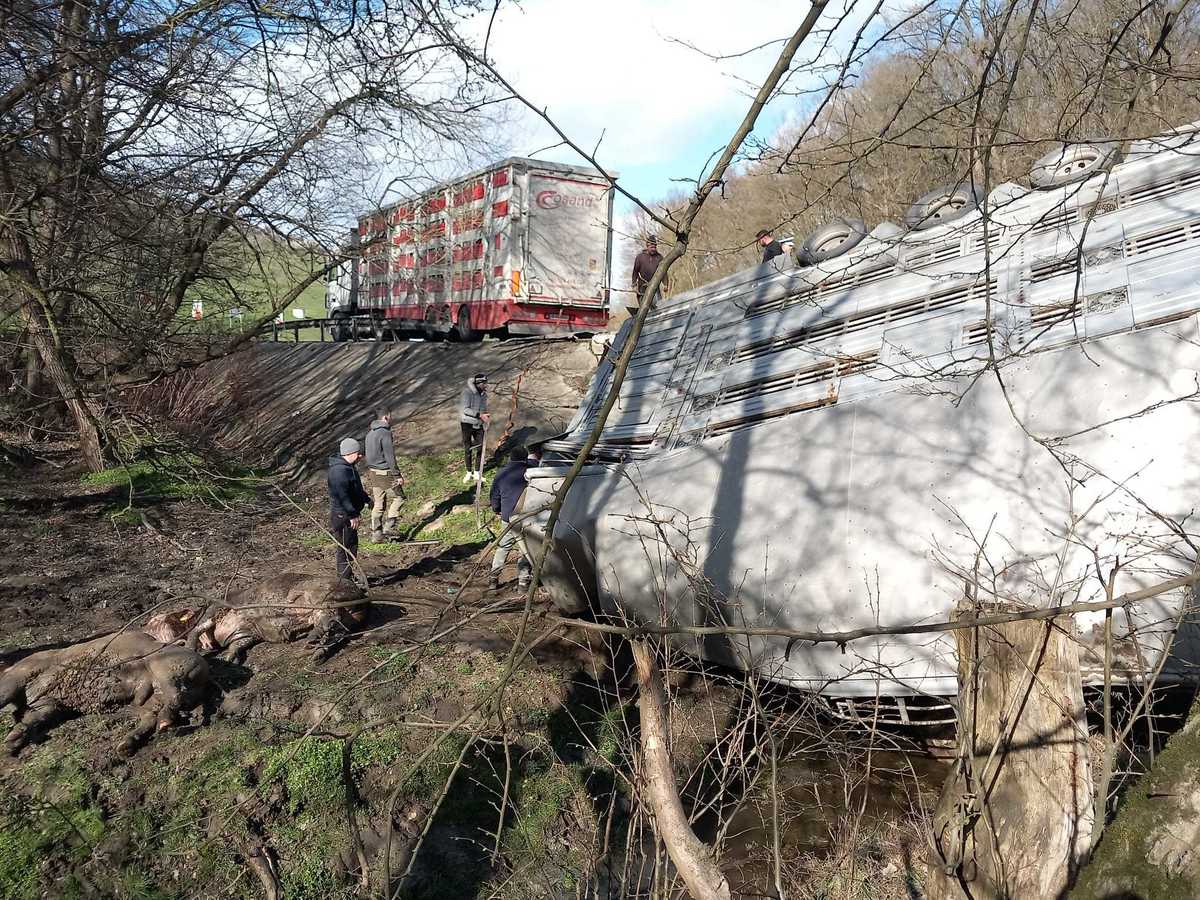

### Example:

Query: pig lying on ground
xmin=0 ymin=632 xmax=210 ymax=755
xmin=145 ymin=572 xmax=370 ymax=664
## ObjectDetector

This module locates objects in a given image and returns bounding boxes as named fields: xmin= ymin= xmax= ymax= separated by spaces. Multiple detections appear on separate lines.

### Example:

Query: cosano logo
xmin=535 ymin=189 xmax=600 ymax=210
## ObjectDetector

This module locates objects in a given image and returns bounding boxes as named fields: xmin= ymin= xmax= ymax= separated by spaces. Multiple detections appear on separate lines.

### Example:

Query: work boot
xmin=462 ymin=472 xmax=474 ymax=484
xmin=383 ymin=517 xmax=399 ymax=537
xmin=488 ymin=572 xmax=500 ymax=590
xmin=370 ymin=529 xmax=384 ymax=543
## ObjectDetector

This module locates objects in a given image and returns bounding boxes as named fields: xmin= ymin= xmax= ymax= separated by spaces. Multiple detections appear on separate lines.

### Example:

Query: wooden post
xmin=320 ymin=321 xmax=326 ymax=342
xmin=271 ymin=321 xmax=278 ymax=341
xmin=928 ymin=604 xmax=1093 ymax=900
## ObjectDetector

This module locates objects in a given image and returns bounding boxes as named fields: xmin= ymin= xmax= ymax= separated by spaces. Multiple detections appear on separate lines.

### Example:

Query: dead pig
xmin=145 ymin=572 xmax=370 ymax=663
xmin=0 ymin=631 xmax=210 ymax=755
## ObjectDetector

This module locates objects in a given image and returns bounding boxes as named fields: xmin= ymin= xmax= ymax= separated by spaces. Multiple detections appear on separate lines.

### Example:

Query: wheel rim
xmin=814 ymin=231 xmax=849 ymax=254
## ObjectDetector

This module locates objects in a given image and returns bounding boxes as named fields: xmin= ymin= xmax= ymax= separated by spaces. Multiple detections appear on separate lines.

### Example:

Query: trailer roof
xmin=362 ymin=156 xmax=618 ymax=220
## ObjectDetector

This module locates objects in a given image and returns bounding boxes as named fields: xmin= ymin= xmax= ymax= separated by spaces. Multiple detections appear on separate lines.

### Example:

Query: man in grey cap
xmin=364 ymin=408 xmax=405 ymax=542
xmin=459 ymin=372 xmax=490 ymax=483
xmin=328 ymin=437 xmax=370 ymax=580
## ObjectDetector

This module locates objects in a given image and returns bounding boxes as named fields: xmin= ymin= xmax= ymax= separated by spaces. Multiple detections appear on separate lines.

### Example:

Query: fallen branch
xmin=544 ymin=570 xmax=1200 ymax=649
xmin=631 ymin=639 xmax=731 ymax=900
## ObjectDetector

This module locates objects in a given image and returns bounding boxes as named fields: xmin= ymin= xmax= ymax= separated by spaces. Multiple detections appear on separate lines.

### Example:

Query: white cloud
xmin=475 ymin=0 xmax=793 ymax=172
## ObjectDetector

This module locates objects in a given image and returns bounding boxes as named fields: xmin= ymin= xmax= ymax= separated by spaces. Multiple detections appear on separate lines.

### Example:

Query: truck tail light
xmin=512 ymin=270 xmax=521 ymax=296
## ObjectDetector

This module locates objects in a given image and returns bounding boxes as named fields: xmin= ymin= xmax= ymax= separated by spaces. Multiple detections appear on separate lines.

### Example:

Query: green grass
xmin=300 ymin=448 xmax=500 ymax=553
xmin=81 ymin=450 xmax=261 ymax=509
xmin=0 ymin=752 xmax=107 ymax=900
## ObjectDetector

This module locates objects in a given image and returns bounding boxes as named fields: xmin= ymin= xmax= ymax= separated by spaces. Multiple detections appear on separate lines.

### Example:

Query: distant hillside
xmin=653 ymin=3 xmax=1200 ymax=294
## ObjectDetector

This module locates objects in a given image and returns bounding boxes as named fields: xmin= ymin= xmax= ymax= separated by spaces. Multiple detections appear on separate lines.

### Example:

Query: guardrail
xmin=256 ymin=317 xmax=352 ymax=342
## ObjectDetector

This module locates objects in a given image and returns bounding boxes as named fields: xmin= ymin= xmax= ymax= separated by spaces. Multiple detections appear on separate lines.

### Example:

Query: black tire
xmin=797 ymin=218 xmax=867 ymax=266
xmin=1029 ymin=143 xmax=1117 ymax=189
xmin=904 ymin=182 xmax=982 ymax=230
xmin=330 ymin=313 xmax=350 ymax=342
xmin=455 ymin=306 xmax=481 ymax=342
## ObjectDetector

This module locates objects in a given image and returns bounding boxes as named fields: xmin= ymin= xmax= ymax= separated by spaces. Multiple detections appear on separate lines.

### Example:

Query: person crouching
xmin=488 ymin=446 xmax=533 ymax=590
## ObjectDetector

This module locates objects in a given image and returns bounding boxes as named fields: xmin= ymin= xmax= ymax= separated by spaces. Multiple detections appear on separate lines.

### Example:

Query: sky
xmin=471 ymin=0 xmax=814 ymax=223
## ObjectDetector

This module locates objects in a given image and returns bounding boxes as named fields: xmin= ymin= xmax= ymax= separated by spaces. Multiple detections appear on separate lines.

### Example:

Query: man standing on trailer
xmin=460 ymin=373 xmax=490 ymax=483
xmin=756 ymin=228 xmax=784 ymax=264
xmin=364 ymin=409 xmax=405 ymax=542
xmin=489 ymin=446 xmax=534 ymax=590
xmin=630 ymin=235 xmax=668 ymax=315
xmin=328 ymin=438 xmax=370 ymax=581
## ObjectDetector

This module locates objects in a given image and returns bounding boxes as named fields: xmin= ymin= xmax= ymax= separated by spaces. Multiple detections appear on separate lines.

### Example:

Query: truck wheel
xmin=797 ymin=218 xmax=867 ymax=266
xmin=904 ymin=181 xmax=982 ymax=230
xmin=1029 ymin=143 xmax=1117 ymax=189
xmin=331 ymin=313 xmax=350 ymax=342
xmin=455 ymin=306 xmax=481 ymax=342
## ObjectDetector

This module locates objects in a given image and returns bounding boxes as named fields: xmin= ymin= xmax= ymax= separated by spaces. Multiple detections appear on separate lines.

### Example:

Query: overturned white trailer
xmin=525 ymin=124 xmax=1200 ymax=722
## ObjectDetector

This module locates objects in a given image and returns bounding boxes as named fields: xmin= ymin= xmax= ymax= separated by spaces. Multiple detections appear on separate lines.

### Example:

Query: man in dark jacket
xmin=629 ymin=235 xmax=669 ymax=315
xmin=460 ymin=373 xmax=490 ymax=483
xmin=756 ymin=228 xmax=784 ymax=264
xmin=364 ymin=409 xmax=404 ymax=542
xmin=328 ymin=437 xmax=370 ymax=580
xmin=488 ymin=446 xmax=532 ymax=590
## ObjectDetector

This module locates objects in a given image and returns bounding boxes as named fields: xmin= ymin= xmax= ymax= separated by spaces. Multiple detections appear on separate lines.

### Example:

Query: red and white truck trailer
xmin=326 ymin=157 xmax=614 ymax=340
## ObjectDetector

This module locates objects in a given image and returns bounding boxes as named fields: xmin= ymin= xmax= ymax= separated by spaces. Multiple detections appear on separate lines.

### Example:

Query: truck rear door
xmin=525 ymin=173 xmax=611 ymax=306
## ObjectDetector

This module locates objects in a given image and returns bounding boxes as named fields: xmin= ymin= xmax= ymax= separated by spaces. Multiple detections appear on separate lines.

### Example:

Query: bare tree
xmin=1 ymin=0 xmax=497 ymax=470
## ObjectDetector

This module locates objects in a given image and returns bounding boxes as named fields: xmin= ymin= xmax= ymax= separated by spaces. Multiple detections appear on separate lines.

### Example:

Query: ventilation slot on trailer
xmin=571 ymin=434 xmax=656 ymax=462
xmin=1029 ymin=255 xmax=1083 ymax=284
xmin=963 ymin=320 xmax=992 ymax=346
xmin=1029 ymin=299 xmax=1082 ymax=329
xmin=735 ymin=279 xmax=996 ymax=364
xmin=700 ymin=351 xmax=878 ymax=415
xmin=1031 ymin=206 xmax=1079 ymax=235
xmin=1117 ymin=169 xmax=1200 ymax=209
xmin=705 ymin=393 xmax=839 ymax=439
xmin=1124 ymin=220 xmax=1200 ymax=257
xmin=904 ymin=243 xmax=961 ymax=270
xmin=970 ymin=230 xmax=1003 ymax=254
xmin=744 ymin=263 xmax=896 ymax=319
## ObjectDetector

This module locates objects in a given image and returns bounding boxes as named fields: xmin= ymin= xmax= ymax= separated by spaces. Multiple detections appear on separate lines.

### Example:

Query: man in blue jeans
xmin=327 ymin=438 xmax=370 ymax=581
xmin=488 ymin=446 xmax=533 ymax=590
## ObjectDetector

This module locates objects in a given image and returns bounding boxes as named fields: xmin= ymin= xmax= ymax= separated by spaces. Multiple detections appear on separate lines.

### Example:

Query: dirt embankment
xmin=226 ymin=339 xmax=601 ymax=481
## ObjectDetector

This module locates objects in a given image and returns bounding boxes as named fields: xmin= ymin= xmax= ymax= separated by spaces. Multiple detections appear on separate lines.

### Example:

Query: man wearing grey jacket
xmin=364 ymin=409 xmax=404 ymax=542
xmin=459 ymin=373 xmax=490 ymax=483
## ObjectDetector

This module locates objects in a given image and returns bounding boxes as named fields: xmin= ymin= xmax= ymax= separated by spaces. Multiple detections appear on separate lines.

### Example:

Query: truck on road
xmin=326 ymin=157 xmax=614 ymax=341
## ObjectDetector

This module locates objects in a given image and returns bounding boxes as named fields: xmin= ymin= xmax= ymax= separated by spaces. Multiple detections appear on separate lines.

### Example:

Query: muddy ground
xmin=0 ymin=344 xmax=937 ymax=900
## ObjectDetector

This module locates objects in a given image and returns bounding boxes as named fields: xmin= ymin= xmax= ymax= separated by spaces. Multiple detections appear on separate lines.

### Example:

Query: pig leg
xmin=221 ymin=635 xmax=259 ymax=665
xmin=307 ymin=613 xmax=350 ymax=663
xmin=7 ymin=699 xmax=69 ymax=753
xmin=186 ymin=618 xmax=218 ymax=654
xmin=118 ymin=708 xmax=160 ymax=756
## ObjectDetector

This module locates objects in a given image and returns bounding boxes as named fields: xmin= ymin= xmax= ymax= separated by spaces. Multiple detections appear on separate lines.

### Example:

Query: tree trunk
xmin=927 ymin=604 xmax=1093 ymax=900
xmin=5 ymin=233 xmax=109 ymax=472
xmin=1071 ymin=693 xmax=1200 ymax=898
xmin=14 ymin=295 xmax=107 ymax=471
xmin=630 ymin=639 xmax=731 ymax=900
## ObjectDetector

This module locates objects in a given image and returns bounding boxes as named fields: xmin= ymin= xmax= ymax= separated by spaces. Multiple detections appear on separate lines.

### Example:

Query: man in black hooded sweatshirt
xmin=328 ymin=437 xmax=370 ymax=580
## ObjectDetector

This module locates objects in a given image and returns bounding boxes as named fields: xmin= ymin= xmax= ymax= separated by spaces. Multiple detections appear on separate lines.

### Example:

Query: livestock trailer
xmin=524 ymin=124 xmax=1200 ymax=723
